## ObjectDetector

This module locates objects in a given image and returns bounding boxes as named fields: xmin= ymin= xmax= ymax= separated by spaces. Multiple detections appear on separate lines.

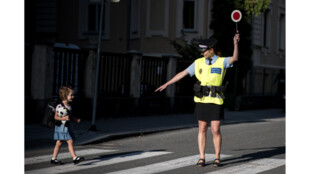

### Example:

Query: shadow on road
xmin=220 ymin=146 xmax=285 ymax=166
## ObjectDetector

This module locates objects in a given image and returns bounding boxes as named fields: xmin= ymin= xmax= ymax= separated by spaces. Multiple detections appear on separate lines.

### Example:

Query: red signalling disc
xmin=233 ymin=13 xmax=240 ymax=20
xmin=231 ymin=10 xmax=242 ymax=22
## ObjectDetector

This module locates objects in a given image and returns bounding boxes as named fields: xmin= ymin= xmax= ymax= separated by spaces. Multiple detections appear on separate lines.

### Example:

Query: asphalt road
xmin=25 ymin=117 xmax=285 ymax=174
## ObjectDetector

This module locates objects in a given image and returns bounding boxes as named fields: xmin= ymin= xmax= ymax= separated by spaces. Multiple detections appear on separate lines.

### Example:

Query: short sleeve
xmin=185 ymin=62 xmax=195 ymax=77
xmin=223 ymin=57 xmax=233 ymax=69
xmin=55 ymin=104 xmax=62 ymax=112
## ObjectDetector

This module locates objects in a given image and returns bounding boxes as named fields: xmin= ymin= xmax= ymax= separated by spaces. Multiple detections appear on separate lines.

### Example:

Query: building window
xmin=88 ymin=2 xmax=105 ymax=33
xmin=78 ymin=0 xmax=111 ymax=40
xmin=263 ymin=9 xmax=270 ymax=48
xmin=278 ymin=14 xmax=285 ymax=51
xmin=183 ymin=0 xmax=196 ymax=30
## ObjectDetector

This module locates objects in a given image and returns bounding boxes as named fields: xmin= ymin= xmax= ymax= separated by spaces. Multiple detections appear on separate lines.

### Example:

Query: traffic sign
xmin=231 ymin=10 xmax=242 ymax=22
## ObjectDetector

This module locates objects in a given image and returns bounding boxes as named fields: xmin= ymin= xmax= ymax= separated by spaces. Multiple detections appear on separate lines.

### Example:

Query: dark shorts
xmin=194 ymin=103 xmax=224 ymax=122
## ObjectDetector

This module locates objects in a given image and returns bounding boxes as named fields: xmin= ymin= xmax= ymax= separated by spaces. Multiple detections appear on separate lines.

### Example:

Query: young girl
xmin=51 ymin=85 xmax=84 ymax=165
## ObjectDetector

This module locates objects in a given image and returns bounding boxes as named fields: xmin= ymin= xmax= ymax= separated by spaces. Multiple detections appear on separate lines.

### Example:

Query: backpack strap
xmin=60 ymin=101 xmax=65 ymax=108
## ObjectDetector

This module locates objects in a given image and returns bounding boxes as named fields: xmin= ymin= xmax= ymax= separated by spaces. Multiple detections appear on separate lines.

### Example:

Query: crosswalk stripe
xmin=106 ymin=154 xmax=232 ymax=174
xmin=25 ymin=149 xmax=117 ymax=165
xmin=25 ymin=151 xmax=172 ymax=174
xmin=206 ymin=158 xmax=285 ymax=174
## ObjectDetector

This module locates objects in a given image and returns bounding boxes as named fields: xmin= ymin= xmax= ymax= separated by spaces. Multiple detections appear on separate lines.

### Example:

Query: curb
xmin=76 ymin=124 xmax=198 ymax=145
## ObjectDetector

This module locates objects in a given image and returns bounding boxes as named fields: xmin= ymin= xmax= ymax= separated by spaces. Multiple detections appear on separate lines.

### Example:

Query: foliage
xmin=233 ymin=0 xmax=271 ymax=18
xmin=169 ymin=34 xmax=201 ymax=60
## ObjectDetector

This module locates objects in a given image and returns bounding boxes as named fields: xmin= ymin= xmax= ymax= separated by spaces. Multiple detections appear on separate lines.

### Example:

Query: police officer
xmin=155 ymin=32 xmax=240 ymax=167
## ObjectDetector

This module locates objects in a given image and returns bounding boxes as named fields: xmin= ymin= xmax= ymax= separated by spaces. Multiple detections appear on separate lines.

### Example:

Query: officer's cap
xmin=198 ymin=37 xmax=217 ymax=52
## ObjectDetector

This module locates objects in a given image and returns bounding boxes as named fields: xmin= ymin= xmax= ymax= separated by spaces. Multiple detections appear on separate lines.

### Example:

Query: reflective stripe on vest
xmin=194 ymin=57 xmax=226 ymax=105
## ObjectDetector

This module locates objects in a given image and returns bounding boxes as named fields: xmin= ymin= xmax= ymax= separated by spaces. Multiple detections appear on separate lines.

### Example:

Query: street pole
xmin=89 ymin=0 xmax=120 ymax=131
xmin=89 ymin=0 xmax=105 ymax=131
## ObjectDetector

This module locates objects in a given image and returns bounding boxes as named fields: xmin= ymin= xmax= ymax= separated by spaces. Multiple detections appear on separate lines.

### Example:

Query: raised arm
xmin=229 ymin=31 xmax=240 ymax=65
xmin=155 ymin=70 xmax=189 ymax=92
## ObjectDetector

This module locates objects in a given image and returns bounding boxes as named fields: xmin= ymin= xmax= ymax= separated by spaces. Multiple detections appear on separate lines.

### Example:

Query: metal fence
xmin=243 ymin=67 xmax=282 ymax=96
xmin=140 ymin=56 xmax=169 ymax=96
xmin=52 ymin=48 xmax=88 ymax=96
xmin=25 ymin=44 xmax=33 ymax=98
xmin=98 ymin=53 xmax=132 ymax=97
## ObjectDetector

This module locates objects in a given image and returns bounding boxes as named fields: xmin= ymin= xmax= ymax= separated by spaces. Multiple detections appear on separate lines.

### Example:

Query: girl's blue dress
xmin=54 ymin=104 xmax=75 ymax=140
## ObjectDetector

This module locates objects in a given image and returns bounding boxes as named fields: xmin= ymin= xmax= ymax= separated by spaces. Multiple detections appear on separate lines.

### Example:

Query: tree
xmin=169 ymin=33 xmax=201 ymax=60
xmin=233 ymin=0 xmax=271 ymax=17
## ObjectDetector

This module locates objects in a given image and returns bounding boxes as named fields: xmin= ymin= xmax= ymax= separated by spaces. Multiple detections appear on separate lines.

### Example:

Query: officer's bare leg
xmin=211 ymin=120 xmax=222 ymax=159
xmin=198 ymin=120 xmax=208 ymax=159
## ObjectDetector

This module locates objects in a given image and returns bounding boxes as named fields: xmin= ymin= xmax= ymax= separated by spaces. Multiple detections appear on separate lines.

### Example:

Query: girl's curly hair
xmin=58 ymin=85 xmax=74 ymax=101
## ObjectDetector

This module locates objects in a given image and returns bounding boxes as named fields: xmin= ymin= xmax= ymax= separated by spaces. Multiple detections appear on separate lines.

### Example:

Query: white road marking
xmin=206 ymin=158 xmax=285 ymax=174
xmin=25 ymin=148 xmax=117 ymax=165
xmin=106 ymin=154 xmax=232 ymax=174
xmin=26 ymin=151 xmax=284 ymax=174
xmin=25 ymin=151 xmax=172 ymax=174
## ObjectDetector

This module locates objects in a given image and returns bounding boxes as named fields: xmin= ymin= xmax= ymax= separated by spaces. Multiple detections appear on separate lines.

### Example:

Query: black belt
xmin=193 ymin=81 xmax=227 ymax=99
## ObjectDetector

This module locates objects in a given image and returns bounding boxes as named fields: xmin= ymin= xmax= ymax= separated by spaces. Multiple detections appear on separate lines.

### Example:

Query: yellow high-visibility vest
xmin=194 ymin=57 xmax=226 ymax=105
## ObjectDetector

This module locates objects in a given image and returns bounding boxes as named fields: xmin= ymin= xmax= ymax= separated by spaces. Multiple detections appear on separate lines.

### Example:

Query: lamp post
xmin=89 ymin=0 xmax=120 ymax=131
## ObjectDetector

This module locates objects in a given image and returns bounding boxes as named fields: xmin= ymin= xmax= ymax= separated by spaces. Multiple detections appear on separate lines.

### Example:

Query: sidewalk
xmin=25 ymin=108 xmax=285 ymax=150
